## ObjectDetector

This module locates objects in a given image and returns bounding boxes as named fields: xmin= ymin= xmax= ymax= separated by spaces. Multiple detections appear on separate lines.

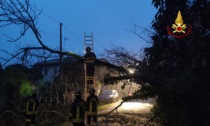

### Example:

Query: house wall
xmin=41 ymin=66 xmax=59 ymax=83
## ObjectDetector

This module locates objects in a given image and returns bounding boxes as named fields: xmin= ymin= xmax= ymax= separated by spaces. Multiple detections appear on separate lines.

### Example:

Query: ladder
xmin=84 ymin=32 xmax=94 ymax=52
xmin=84 ymin=32 xmax=95 ymax=99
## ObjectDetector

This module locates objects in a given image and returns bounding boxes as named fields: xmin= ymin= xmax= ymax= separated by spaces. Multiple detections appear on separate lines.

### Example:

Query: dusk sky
xmin=0 ymin=0 xmax=157 ymax=66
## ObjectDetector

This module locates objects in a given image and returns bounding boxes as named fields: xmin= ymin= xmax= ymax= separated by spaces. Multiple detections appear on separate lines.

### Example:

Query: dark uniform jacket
xmin=86 ymin=94 xmax=99 ymax=115
xmin=23 ymin=96 xmax=39 ymax=115
xmin=84 ymin=52 xmax=96 ymax=77
xmin=84 ymin=52 xmax=96 ymax=63
xmin=70 ymin=98 xmax=86 ymax=123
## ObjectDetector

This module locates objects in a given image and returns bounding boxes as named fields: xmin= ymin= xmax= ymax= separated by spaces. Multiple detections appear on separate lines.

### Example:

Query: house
xmin=40 ymin=59 xmax=60 ymax=83
xmin=33 ymin=57 xmax=140 ymax=98
xmin=33 ymin=56 xmax=77 ymax=84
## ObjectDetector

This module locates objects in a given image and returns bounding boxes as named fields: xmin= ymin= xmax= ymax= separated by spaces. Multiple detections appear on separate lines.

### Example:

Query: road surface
xmin=97 ymin=99 xmax=157 ymax=126
xmin=98 ymin=98 xmax=155 ymax=115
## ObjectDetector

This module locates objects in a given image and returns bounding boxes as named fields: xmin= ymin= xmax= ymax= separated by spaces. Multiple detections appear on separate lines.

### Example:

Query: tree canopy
xmin=138 ymin=0 xmax=210 ymax=125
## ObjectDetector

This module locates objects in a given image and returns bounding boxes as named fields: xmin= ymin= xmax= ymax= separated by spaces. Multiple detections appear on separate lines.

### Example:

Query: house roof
xmin=34 ymin=56 xmax=78 ymax=67
xmin=33 ymin=56 xmax=109 ymax=68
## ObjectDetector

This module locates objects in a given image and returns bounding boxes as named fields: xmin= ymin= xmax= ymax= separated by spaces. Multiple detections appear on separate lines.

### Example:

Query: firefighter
xmin=23 ymin=90 xmax=39 ymax=126
xmin=86 ymin=88 xmax=99 ymax=126
xmin=84 ymin=47 xmax=96 ymax=85
xmin=69 ymin=90 xmax=86 ymax=126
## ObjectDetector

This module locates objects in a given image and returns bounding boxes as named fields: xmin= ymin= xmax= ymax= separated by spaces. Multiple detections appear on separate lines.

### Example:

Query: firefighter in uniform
xmin=86 ymin=88 xmax=99 ymax=126
xmin=23 ymin=90 xmax=39 ymax=126
xmin=69 ymin=90 xmax=86 ymax=126
xmin=84 ymin=47 xmax=96 ymax=86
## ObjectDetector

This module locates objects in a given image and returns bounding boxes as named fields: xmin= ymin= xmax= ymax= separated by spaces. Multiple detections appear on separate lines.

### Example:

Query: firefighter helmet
xmin=75 ymin=90 xmax=82 ymax=96
xmin=32 ymin=90 xmax=37 ymax=97
xmin=89 ymin=88 xmax=95 ymax=94
xmin=86 ymin=47 xmax=91 ymax=52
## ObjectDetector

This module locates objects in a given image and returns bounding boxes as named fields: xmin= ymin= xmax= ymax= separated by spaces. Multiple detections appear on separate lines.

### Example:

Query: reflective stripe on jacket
xmin=72 ymin=106 xmax=85 ymax=123
xmin=84 ymin=52 xmax=96 ymax=63
xmin=71 ymin=99 xmax=85 ymax=123
xmin=86 ymin=95 xmax=99 ymax=115
xmin=26 ymin=99 xmax=37 ymax=115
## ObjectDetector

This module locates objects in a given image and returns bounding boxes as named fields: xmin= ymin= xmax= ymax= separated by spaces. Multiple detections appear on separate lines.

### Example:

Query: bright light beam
xmin=119 ymin=102 xmax=154 ymax=113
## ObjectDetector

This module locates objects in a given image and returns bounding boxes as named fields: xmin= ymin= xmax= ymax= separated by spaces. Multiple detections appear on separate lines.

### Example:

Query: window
xmin=54 ymin=68 xmax=57 ymax=74
xmin=44 ymin=69 xmax=48 ymax=75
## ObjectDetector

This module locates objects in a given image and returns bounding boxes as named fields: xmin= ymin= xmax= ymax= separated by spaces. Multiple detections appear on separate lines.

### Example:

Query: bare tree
xmin=99 ymin=45 xmax=142 ymax=88
xmin=128 ymin=24 xmax=154 ymax=43
xmin=0 ymin=0 xmax=81 ymax=66
xmin=0 ymin=0 xmax=84 ymax=107
xmin=101 ymin=45 xmax=140 ymax=67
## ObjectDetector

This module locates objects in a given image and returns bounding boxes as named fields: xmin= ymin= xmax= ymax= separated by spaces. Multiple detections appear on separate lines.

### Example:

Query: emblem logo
xmin=167 ymin=11 xmax=192 ymax=38
xmin=172 ymin=11 xmax=186 ymax=33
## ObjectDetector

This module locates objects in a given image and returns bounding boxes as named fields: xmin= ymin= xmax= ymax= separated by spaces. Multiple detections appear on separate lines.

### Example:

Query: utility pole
xmin=59 ymin=23 xmax=63 ymax=103
xmin=60 ymin=23 xmax=63 ymax=83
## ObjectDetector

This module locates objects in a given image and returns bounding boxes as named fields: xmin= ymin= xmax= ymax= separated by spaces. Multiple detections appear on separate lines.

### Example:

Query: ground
xmin=97 ymin=98 xmax=160 ymax=126
xmin=0 ymin=99 xmax=159 ymax=126
xmin=62 ymin=99 xmax=159 ymax=126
